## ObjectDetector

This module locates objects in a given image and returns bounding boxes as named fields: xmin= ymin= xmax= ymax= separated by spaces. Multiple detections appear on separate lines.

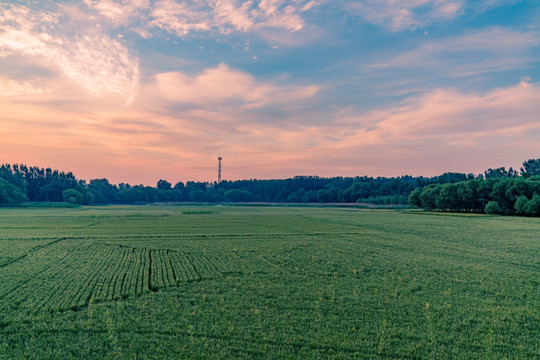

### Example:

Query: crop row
xmin=0 ymin=240 xmax=260 ymax=313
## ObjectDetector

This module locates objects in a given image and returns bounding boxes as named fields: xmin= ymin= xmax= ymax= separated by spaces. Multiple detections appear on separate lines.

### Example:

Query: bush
xmin=484 ymin=201 xmax=501 ymax=215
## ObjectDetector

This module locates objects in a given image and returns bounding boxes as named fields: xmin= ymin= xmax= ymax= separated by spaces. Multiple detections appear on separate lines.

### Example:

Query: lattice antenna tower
xmin=217 ymin=156 xmax=222 ymax=183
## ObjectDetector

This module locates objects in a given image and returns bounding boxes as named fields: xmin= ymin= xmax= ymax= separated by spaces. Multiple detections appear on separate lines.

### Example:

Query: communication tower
xmin=217 ymin=156 xmax=222 ymax=183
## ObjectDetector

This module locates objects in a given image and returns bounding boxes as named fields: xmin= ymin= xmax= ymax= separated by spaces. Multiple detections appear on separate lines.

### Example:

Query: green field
xmin=0 ymin=206 xmax=538 ymax=359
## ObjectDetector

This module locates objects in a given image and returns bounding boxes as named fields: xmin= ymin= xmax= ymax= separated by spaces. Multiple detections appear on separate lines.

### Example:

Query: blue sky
xmin=1 ymin=0 xmax=539 ymax=184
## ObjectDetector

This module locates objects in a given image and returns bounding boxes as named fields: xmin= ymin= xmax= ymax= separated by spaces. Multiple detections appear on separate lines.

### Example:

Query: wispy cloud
xmin=84 ymin=0 xmax=318 ymax=39
xmin=84 ymin=0 xmax=150 ymax=25
xmin=359 ymin=27 xmax=540 ymax=96
xmin=373 ymin=27 xmax=539 ymax=70
xmin=0 ymin=4 xmax=140 ymax=102
xmin=149 ymin=0 xmax=314 ymax=38
xmin=348 ymin=0 xmax=465 ymax=32
xmin=348 ymin=0 xmax=520 ymax=32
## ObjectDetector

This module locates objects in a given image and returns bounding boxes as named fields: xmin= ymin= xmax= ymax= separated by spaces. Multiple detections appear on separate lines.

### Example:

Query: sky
xmin=1 ymin=0 xmax=539 ymax=185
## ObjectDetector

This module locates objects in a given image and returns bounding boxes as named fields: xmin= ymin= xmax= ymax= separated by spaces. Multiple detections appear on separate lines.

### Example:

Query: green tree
xmin=408 ymin=189 xmax=422 ymax=208
xmin=456 ymin=181 xmax=478 ymax=211
xmin=484 ymin=167 xmax=517 ymax=179
xmin=0 ymin=178 xmax=27 ymax=204
xmin=0 ymin=164 xmax=27 ymax=196
xmin=514 ymin=195 xmax=529 ymax=215
xmin=225 ymin=189 xmax=255 ymax=202
xmin=82 ymin=192 xmax=95 ymax=205
xmin=484 ymin=201 xmax=502 ymax=215
xmin=188 ymin=190 xmax=216 ymax=202
xmin=476 ymin=179 xmax=494 ymax=209
xmin=88 ymin=179 xmax=118 ymax=204
xmin=491 ymin=178 xmax=513 ymax=213
xmin=157 ymin=179 xmax=172 ymax=190
xmin=302 ymin=190 xmax=317 ymax=203
xmin=419 ymin=185 xmax=441 ymax=210
xmin=525 ymin=194 xmax=540 ymax=216
xmin=115 ymin=188 xmax=148 ymax=204
xmin=436 ymin=183 xmax=459 ymax=211
xmin=520 ymin=158 xmax=540 ymax=176
xmin=62 ymin=189 xmax=83 ymax=204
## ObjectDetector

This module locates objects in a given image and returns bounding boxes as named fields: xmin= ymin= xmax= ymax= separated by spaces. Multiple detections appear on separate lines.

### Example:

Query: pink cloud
xmin=150 ymin=0 xmax=212 ymax=36
xmin=84 ymin=0 xmax=150 ymax=25
xmin=153 ymin=63 xmax=319 ymax=108
xmin=372 ymin=80 xmax=540 ymax=142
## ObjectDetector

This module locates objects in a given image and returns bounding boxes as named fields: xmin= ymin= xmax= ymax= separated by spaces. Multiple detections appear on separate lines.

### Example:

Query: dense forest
xmin=1 ymin=158 xmax=540 ymax=216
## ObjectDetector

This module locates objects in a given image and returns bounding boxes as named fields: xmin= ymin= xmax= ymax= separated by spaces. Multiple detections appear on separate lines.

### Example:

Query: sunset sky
xmin=1 ymin=0 xmax=539 ymax=185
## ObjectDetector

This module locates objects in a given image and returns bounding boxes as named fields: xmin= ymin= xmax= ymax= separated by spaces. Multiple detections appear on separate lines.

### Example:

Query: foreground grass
xmin=0 ymin=206 xmax=538 ymax=359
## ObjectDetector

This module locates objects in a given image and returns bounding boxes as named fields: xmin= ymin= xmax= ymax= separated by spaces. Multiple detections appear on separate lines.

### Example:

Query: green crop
xmin=0 ymin=206 xmax=538 ymax=359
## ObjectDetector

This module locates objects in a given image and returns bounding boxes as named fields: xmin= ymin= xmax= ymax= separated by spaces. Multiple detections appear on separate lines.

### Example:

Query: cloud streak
xmin=372 ymin=28 xmax=539 ymax=72
xmin=348 ymin=0 xmax=518 ymax=32
xmin=348 ymin=0 xmax=465 ymax=32
xmin=353 ymin=27 xmax=540 ymax=98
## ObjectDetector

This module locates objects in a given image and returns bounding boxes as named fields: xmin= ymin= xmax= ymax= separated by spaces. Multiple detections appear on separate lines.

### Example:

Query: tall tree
xmin=157 ymin=179 xmax=172 ymax=190
xmin=521 ymin=158 xmax=540 ymax=176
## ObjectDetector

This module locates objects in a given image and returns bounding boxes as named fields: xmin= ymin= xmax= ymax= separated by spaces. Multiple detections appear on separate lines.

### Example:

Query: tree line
xmin=408 ymin=159 xmax=540 ymax=216
xmin=0 ymin=159 xmax=539 ymax=216
xmin=0 ymin=164 xmax=469 ymax=206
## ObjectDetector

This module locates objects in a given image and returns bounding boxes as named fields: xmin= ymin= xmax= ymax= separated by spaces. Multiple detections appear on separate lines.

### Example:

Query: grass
xmin=0 ymin=205 xmax=538 ymax=359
